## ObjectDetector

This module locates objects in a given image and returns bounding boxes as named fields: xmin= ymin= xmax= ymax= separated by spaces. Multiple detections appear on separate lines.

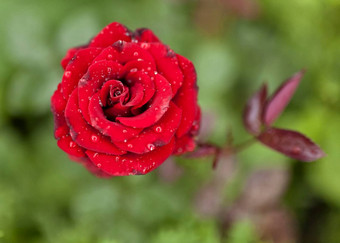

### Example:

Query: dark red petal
xmin=86 ymin=138 xmax=175 ymax=176
xmin=104 ymin=102 xmax=131 ymax=119
xmin=120 ymin=59 xmax=157 ymax=77
xmin=257 ymin=127 xmax=325 ymax=162
xmin=114 ymin=41 xmax=156 ymax=65
xmin=190 ymin=106 xmax=201 ymax=136
xmin=99 ymin=80 xmax=127 ymax=106
xmin=124 ymin=71 xmax=155 ymax=109
xmin=134 ymin=28 xmax=161 ymax=43
xmin=114 ymin=102 xmax=182 ymax=154
xmin=65 ymin=89 xmax=126 ymax=155
xmin=176 ymin=54 xmax=198 ymax=89
xmin=57 ymin=135 xmax=85 ymax=158
xmin=61 ymin=47 xmax=103 ymax=99
xmin=124 ymin=83 xmax=144 ymax=106
xmin=88 ymin=93 xmax=142 ymax=142
xmin=263 ymin=70 xmax=305 ymax=126
xmin=89 ymin=22 xmax=132 ymax=48
xmin=174 ymin=134 xmax=196 ymax=155
xmin=173 ymin=55 xmax=199 ymax=137
xmin=61 ymin=47 xmax=81 ymax=70
xmin=146 ymin=43 xmax=184 ymax=96
xmin=78 ymin=60 xmax=122 ymax=123
xmin=51 ymin=84 xmax=68 ymax=139
xmin=243 ymin=84 xmax=267 ymax=135
xmin=117 ymin=74 xmax=172 ymax=128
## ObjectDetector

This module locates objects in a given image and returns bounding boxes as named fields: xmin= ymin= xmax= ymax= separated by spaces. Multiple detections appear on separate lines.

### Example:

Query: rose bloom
xmin=51 ymin=22 xmax=200 ymax=176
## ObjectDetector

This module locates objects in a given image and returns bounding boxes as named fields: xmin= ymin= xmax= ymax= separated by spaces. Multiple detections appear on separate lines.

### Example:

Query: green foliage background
xmin=0 ymin=0 xmax=339 ymax=242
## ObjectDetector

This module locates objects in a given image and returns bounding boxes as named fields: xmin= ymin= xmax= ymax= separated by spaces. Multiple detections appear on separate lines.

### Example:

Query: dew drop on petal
xmin=91 ymin=135 xmax=98 ymax=142
xmin=123 ymin=129 xmax=127 ymax=133
xmin=64 ymin=71 xmax=72 ymax=78
xmin=130 ymin=68 xmax=138 ymax=73
xmin=128 ymin=144 xmax=133 ymax=148
xmin=133 ymin=52 xmax=139 ymax=56
xmin=147 ymin=143 xmax=155 ymax=151
xmin=155 ymin=126 xmax=162 ymax=133
xmin=97 ymin=163 xmax=102 ymax=168
xmin=69 ymin=141 xmax=76 ymax=148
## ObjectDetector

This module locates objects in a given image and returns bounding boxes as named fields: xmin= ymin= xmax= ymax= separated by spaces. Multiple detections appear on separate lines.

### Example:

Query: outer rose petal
xmin=61 ymin=47 xmax=103 ymax=99
xmin=174 ymin=55 xmax=199 ymax=137
xmin=86 ymin=138 xmax=175 ymax=176
xmin=114 ymin=102 xmax=182 ymax=154
xmin=57 ymin=135 xmax=85 ymax=158
xmin=89 ymin=22 xmax=132 ymax=48
xmin=134 ymin=28 xmax=161 ymax=43
xmin=146 ymin=43 xmax=184 ymax=96
xmin=61 ymin=47 xmax=81 ymax=70
xmin=174 ymin=135 xmax=196 ymax=155
xmin=51 ymin=84 xmax=68 ymax=139
xmin=65 ymin=89 xmax=126 ymax=155
xmin=117 ymin=74 xmax=172 ymax=128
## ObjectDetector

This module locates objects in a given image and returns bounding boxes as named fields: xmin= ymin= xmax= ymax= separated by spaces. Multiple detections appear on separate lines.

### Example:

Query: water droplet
xmin=93 ymin=152 xmax=99 ymax=158
xmin=107 ymin=54 xmax=113 ymax=59
xmin=64 ymin=71 xmax=72 ymax=78
xmin=97 ymin=163 xmax=102 ymax=168
xmin=69 ymin=141 xmax=76 ymax=148
xmin=155 ymin=126 xmax=162 ymax=133
xmin=124 ymin=139 xmax=127 ymax=143
xmin=115 ymin=157 xmax=119 ymax=162
xmin=128 ymin=144 xmax=133 ymax=148
xmin=133 ymin=52 xmax=139 ymax=56
xmin=147 ymin=143 xmax=155 ymax=151
xmin=91 ymin=135 xmax=98 ymax=142
xmin=130 ymin=68 xmax=137 ymax=73
xmin=107 ymin=67 xmax=112 ymax=73
xmin=123 ymin=129 xmax=127 ymax=133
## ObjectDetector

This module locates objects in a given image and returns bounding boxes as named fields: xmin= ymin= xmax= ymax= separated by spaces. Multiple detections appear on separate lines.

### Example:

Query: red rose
xmin=51 ymin=22 xmax=200 ymax=176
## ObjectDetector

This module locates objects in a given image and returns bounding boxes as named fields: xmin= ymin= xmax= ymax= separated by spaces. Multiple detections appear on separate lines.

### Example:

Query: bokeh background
xmin=0 ymin=0 xmax=339 ymax=242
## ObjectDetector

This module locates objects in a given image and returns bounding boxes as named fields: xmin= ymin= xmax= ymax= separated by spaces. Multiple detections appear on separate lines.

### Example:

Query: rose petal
xmin=124 ymin=71 xmax=155 ymax=108
xmin=243 ymin=83 xmax=267 ymax=135
xmin=173 ymin=54 xmax=199 ymax=137
xmin=114 ymin=102 xmax=182 ymax=153
xmin=176 ymin=54 xmax=198 ymax=89
xmin=57 ymin=135 xmax=85 ymax=158
xmin=134 ymin=28 xmax=161 ymax=43
xmin=88 ymin=93 xmax=142 ymax=142
xmin=117 ymin=74 xmax=172 ymax=128
xmin=99 ymin=80 xmax=127 ymax=106
xmin=104 ymin=102 xmax=132 ymax=119
xmin=86 ymin=138 xmax=175 ymax=176
xmin=51 ymin=84 xmax=68 ymax=139
xmin=120 ymin=59 xmax=157 ymax=77
xmin=113 ymin=41 xmax=156 ymax=65
xmin=78 ymin=60 xmax=122 ymax=123
xmin=61 ymin=47 xmax=103 ymax=99
xmin=65 ymin=89 xmax=126 ymax=155
xmin=147 ymin=43 xmax=184 ymax=96
xmin=89 ymin=22 xmax=132 ymax=48
xmin=173 ymin=134 xmax=196 ymax=155
xmin=61 ymin=47 xmax=84 ymax=70
xmin=124 ymin=82 xmax=144 ymax=106
xmin=257 ymin=127 xmax=325 ymax=162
